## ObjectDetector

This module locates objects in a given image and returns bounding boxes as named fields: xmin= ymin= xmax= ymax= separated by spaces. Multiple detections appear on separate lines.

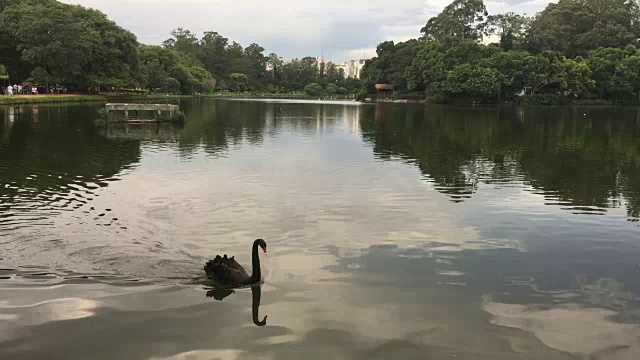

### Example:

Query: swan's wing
xmin=224 ymin=256 xmax=247 ymax=272
xmin=204 ymin=255 xmax=250 ymax=286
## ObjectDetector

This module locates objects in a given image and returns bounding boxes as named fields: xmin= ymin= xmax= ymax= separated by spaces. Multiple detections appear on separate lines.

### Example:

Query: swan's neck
xmin=252 ymin=285 xmax=267 ymax=326
xmin=248 ymin=243 xmax=261 ymax=284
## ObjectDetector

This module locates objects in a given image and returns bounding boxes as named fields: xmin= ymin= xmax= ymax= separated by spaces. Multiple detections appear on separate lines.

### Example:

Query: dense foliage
xmin=362 ymin=0 xmax=640 ymax=103
xmin=0 ymin=0 xmax=359 ymax=94
xmin=0 ymin=0 xmax=139 ymax=91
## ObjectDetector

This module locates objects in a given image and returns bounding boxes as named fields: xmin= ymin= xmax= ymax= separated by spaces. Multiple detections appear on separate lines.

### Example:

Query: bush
xmin=325 ymin=84 xmax=338 ymax=94
xmin=201 ymin=79 xmax=217 ymax=93
xmin=355 ymin=89 xmax=368 ymax=101
xmin=162 ymin=77 xmax=180 ymax=94
xmin=304 ymin=83 xmax=324 ymax=96
xmin=517 ymin=94 xmax=568 ymax=105
xmin=336 ymin=87 xmax=349 ymax=95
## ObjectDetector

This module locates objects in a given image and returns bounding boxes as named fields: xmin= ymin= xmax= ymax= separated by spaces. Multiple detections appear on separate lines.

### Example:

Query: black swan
xmin=204 ymin=239 xmax=267 ymax=288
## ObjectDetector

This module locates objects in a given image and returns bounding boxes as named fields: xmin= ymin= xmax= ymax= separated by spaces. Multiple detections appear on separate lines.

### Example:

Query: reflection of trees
xmin=0 ymin=105 xmax=141 ymax=207
xmin=361 ymin=105 xmax=640 ymax=217
xmin=177 ymin=99 xmax=269 ymax=157
xmin=176 ymin=99 xmax=352 ymax=157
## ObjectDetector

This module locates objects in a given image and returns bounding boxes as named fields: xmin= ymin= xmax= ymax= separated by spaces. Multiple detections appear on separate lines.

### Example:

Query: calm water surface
xmin=1 ymin=99 xmax=640 ymax=359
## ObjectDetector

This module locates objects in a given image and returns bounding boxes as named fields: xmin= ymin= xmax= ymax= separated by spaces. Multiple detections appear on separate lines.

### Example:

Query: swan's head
xmin=255 ymin=239 xmax=267 ymax=256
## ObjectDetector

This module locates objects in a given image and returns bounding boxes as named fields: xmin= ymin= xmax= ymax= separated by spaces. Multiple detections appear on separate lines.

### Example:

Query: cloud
xmin=59 ymin=0 xmax=552 ymax=62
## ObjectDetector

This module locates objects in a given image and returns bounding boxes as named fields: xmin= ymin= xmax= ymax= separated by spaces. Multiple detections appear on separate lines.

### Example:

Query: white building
xmin=343 ymin=59 xmax=366 ymax=79
xmin=316 ymin=56 xmax=325 ymax=71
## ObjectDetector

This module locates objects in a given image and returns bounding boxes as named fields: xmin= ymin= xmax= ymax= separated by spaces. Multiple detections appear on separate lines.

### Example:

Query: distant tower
xmin=317 ymin=48 xmax=325 ymax=72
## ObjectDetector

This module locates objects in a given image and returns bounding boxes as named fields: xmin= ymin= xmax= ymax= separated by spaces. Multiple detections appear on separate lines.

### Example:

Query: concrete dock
xmin=102 ymin=103 xmax=183 ymax=123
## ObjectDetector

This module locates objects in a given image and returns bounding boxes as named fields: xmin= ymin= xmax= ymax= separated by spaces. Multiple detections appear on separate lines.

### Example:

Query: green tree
xmin=244 ymin=43 xmax=267 ymax=90
xmin=200 ymin=31 xmax=229 ymax=78
xmin=228 ymin=73 xmax=249 ymax=92
xmin=522 ymin=51 xmax=568 ymax=95
xmin=304 ymin=83 xmax=324 ymax=96
xmin=162 ymin=77 xmax=180 ymax=93
xmin=138 ymin=44 xmax=212 ymax=93
xmin=325 ymin=83 xmax=339 ymax=94
xmin=0 ymin=0 xmax=139 ymax=90
xmin=564 ymin=57 xmax=594 ymax=97
xmin=486 ymin=12 xmax=531 ymax=51
xmin=361 ymin=40 xmax=422 ymax=93
xmin=443 ymin=64 xmax=500 ymax=101
xmin=527 ymin=0 xmax=640 ymax=57
xmin=28 ymin=67 xmax=52 ymax=93
xmin=485 ymin=50 xmax=529 ymax=100
xmin=162 ymin=28 xmax=202 ymax=59
xmin=587 ymin=47 xmax=634 ymax=99
xmin=420 ymin=0 xmax=489 ymax=42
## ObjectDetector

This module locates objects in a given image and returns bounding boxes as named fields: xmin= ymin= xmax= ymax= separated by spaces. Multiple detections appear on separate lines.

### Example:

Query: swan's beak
xmin=263 ymin=247 xmax=268 ymax=255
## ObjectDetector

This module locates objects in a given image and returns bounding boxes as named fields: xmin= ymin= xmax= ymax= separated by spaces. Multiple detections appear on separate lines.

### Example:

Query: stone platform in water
xmin=101 ymin=103 xmax=184 ymax=123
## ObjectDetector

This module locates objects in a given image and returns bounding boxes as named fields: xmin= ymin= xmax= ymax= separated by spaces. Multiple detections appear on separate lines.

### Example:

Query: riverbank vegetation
xmin=3 ymin=0 xmax=640 ymax=104
xmin=0 ymin=0 xmax=360 ymax=97
xmin=361 ymin=0 xmax=640 ymax=103
xmin=0 ymin=95 xmax=106 ymax=105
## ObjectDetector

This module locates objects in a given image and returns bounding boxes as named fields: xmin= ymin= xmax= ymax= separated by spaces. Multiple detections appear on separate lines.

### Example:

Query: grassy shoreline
xmin=0 ymin=94 xmax=107 ymax=105
xmin=207 ymin=92 xmax=356 ymax=100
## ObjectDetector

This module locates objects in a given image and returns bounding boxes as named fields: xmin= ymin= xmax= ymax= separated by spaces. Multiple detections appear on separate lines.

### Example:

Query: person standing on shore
xmin=7 ymin=85 xmax=13 ymax=96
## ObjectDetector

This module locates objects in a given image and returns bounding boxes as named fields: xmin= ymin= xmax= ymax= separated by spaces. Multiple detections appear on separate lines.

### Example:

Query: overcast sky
xmin=60 ymin=0 xmax=553 ymax=63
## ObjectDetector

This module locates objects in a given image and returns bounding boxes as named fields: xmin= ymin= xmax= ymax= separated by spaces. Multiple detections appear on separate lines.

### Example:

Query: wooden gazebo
xmin=375 ymin=84 xmax=393 ymax=100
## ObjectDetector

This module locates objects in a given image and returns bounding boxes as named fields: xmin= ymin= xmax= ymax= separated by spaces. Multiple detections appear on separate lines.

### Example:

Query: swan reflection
xmin=206 ymin=285 xmax=267 ymax=327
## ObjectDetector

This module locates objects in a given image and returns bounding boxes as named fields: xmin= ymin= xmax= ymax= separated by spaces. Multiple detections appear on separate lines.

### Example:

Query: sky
xmin=60 ymin=0 xmax=554 ymax=63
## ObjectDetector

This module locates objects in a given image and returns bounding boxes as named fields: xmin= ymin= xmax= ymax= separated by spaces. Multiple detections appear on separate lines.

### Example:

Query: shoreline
xmin=0 ymin=94 xmax=107 ymax=105
xmin=1 ymin=93 xmax=635 ymax=107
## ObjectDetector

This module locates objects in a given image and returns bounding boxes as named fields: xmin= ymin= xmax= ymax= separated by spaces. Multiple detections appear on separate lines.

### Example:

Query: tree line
xmin=0 ymin=0 xmax=360 ymax=95
xmin=361 ymin=0 xmax=640 ymax=103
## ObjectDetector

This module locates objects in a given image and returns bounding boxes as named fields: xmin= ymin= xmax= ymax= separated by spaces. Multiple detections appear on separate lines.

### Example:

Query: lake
xmin=1 ymin=99 xmax=639 ymax=359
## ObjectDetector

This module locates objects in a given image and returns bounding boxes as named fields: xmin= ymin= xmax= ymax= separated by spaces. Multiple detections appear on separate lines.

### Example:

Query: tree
xmin=420 ymin=0 xmax=489 ymax=42
xmin=138 ymin=44 xmax=212 ymax=94
xmin=361 ymin=40 xmax=422 ymax=93
xmin=202 ymin=78 xmax=217 ymax=93
xmin=200 ymin=31 xmax=229 ymax=78
xmin=0 ymin=0 xmax=140 ymax=90
xmin=443 ymin=64 xmax=500 ymax=101
xmin=486 ymin=12 xmax=531 ymax=51
xmin=324 ymin=62 xmax=343 ymax=84
xmin=527 ymin=0 xmax=640 ymax=57
xmin=162 ymin=28 xmax=201 ymax=59
xmin=304 ymin=83 xmax=324 ymax=96
xmin=244 ymin=43 xmax=267 ymax=90
xmin=162 ymin=77 xmax=180 ymax=93
xmin=325 ymin=83 xmax=339 ymax=94
xmin=564 ymin=57 xmax=594 ymax=97
xmin=28 ymin=67 xmax=52 ymax=93
xmin=587 ymin=47 xmax=636 ymax=99
xmin=229 ymin=73 xmax=249 ymax=92
xmin=145 ymin=59 xmax=167 ymax=91
xmin=522 ymin=51 xmax=568 ymax=95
